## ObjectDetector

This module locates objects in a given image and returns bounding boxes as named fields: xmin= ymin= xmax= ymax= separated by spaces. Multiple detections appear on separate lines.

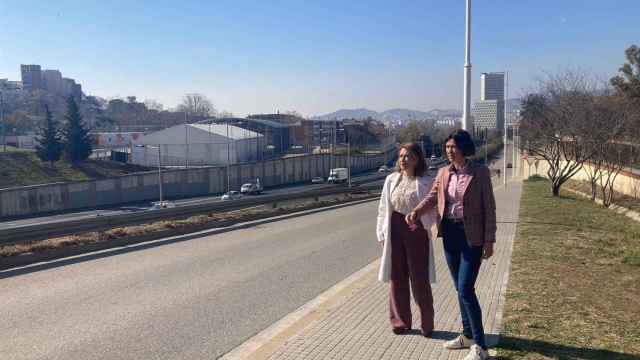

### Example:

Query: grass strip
xmin=496 ymin=177 xmax=640 ymax=359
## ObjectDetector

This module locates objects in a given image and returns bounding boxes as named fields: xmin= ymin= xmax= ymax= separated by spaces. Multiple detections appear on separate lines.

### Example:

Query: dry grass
xmin=496 ymin=177 xmax=640 ymax=359
xmin=0 ymin=152 xmax=152 ymax=188
xmin=0 ymin=193 xmax=373 ymax=258
xmin=564 ymin=179 xmax=640 ymax=214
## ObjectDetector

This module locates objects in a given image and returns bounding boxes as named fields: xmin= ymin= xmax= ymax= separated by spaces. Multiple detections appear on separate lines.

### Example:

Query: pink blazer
xmin=415 ymin=162 xmax=496 ymax=247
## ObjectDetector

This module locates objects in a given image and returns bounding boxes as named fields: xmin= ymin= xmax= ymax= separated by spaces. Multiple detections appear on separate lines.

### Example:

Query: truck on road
xmin=327 ymin=168 xmax=348 ymax=184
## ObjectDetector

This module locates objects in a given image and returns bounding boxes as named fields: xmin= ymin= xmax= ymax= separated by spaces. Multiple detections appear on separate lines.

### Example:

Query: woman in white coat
xmin=376 ymin=143 xmax=438 ymax=337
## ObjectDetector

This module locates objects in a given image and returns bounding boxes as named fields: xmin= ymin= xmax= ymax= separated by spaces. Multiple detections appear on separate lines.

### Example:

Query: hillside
xmin=312 ymin=108 xmax=461 ymax=122
xmin=0 ymin=152 xmax=152 ymax=189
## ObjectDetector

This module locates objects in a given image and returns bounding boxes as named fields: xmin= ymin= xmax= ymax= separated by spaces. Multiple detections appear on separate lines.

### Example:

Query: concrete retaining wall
xmin=521 ymin=156 xmax=640 ymax=199
xmin=0 ymin=151 xmax=395 ymax=218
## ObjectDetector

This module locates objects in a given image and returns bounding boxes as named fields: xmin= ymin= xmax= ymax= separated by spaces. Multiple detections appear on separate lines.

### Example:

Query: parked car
xmin=378 ymin=165 xmax=391 ymax=174
xmin=221 ymin=191 xmax=242 ymax=201
xmin=311 ymin=176 xmax=324 ymax=184
xmin=506 ymin=163 xmax=513 ymax=168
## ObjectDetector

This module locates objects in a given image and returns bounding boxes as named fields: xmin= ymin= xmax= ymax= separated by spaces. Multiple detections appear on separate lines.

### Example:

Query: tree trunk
xmin=590 ymin=179 xmax=597 ymax=201
xmin=552 ymin=183 xmax=561 ymax=196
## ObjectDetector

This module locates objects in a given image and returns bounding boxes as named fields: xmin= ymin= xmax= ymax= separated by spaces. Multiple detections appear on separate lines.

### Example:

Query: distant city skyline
xmin=1 ymin=0 xmax=637 ymax=117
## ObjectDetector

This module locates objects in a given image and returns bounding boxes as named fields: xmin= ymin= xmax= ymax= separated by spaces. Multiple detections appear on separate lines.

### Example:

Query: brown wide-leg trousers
xmin=389 ymin=211 xmax=435 ymax=333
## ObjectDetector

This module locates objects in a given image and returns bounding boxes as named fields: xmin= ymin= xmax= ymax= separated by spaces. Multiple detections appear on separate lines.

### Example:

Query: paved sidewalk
xmin=231 ymin=181 xmax=522 ymax=360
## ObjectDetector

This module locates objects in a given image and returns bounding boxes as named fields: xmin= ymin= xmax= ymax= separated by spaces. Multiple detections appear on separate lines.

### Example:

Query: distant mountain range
xmin=312 ymin=108 xmax=462 ymax=122
xmin=312 ymin=99 xmax=522 ymax=123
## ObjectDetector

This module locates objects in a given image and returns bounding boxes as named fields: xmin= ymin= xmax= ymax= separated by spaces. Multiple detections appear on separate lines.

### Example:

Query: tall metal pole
xmin=462 ymin=0 xmax=472 ymax=131
xmin=484 ymin=128 xmax=488 ymax=164
xmin=503 ymin=71 xmax=509 ymax=186
xmin=226 ymin=120 xmax=231 ymax=193
xmin=512 ymin=125 xmax=516 ymax=179
xmin=157 ymin=145 xmax=163 ymax=204
xmin=1 ymin=91 xmax=5 ymax=152
xmin=184 ymin=112 xmax=189 ymax=168
xmin=347 ymin=141 xmax=351 ymax=188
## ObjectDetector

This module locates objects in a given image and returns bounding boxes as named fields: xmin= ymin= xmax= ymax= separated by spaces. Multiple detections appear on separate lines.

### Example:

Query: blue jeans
xmin=442 ymin=220 xmax=486 ymax=349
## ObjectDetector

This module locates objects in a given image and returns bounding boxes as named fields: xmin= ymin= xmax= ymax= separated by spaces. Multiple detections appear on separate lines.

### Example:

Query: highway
xmin=0 ymin=199 xmax=381 ymax=360
xmin=0 ymin=171 xmax=384 ymax=231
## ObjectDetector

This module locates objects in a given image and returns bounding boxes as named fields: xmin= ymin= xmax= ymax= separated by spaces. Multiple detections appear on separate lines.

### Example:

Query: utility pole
xmin=184 ymin=112 xmax=189 ymax=168
xmin=511 ymin=124 xmax=520 ymax=177
xmin=347 ymin=141 xmax=351 ymax=188
xmin=462 ymin=0 xmax=472 ymax=131
xmin=157 ymin=145 xmax=163 ymax=204
xmin=484 ymin=128 xmax=488 ymax=164
xmin=503 ymin=71 xmax=509 ymax=187
xmin=226 ymin=119 xmax=231 ymax=193
xmin=0 ymin=91 xmax=5 ymax=152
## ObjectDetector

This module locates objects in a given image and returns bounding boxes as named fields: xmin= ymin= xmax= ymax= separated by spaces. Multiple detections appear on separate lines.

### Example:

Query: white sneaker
xmin=463 ymin=344 xmax=489 ymax=360
xmin=443 ymin=334 xmax=475 ymax=349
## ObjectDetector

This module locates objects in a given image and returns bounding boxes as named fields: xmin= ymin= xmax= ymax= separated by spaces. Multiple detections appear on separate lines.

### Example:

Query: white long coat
xmin=376 ymin=172 xmax=438 ymax=283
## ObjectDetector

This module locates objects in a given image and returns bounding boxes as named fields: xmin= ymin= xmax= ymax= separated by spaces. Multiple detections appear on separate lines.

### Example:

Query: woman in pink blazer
xmin=407 ymin=130 xmax=496 ymax=360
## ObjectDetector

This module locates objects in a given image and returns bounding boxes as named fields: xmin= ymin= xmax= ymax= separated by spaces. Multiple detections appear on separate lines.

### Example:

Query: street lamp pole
xmin=462 ymin=0 xmax=472 ymax=131
xmin=157 ymin=145 xmax=163 ymax=204
xmin=137 ymin=144 xmax=163 ymax=204
xmin=484 ymin=129 xmax=488 ymax=164
xmin=347 ymin=141 xmax=351 ymax=188
xmin=226 ymin=119 xmax=231 ymax=193
xmin=184 ymin=112 xmax=189 ymax=168
xmin=503 ymin=71 xmax=509 ymax=186
xmin=1 ymin=91 xmax=5 ymax=152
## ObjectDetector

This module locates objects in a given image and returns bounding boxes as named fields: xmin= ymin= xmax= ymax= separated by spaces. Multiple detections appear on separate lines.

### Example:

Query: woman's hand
xmin=405 ymin=210 xmax=418 ymax=225
xmin=482 ymin=243 xmax=494 ymax=259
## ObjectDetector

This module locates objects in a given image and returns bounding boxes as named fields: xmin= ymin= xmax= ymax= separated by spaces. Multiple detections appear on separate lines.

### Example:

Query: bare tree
xmin=598 ymin=98 xmax=635 ymax=206
xmin=520 ymin=71 xmax=601 ymax=196
xmin=178 ymin=93 xmax=216 ymax=117
xmin=217 ymin=110 xmax=234 ymax=118
xmin=144 ymin=99 xmax=164 ymax=112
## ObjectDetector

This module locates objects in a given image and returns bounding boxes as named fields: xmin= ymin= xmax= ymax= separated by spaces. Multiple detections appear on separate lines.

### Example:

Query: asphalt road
xmin=0 ymin=200 xmax=381 ymax=360
xmin=0 ymin=171 xmax=383 ymax=230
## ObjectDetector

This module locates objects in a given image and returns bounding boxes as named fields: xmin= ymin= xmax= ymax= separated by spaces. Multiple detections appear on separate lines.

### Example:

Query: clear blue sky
xmin=1 ymin=0 xmax=637 ymax=117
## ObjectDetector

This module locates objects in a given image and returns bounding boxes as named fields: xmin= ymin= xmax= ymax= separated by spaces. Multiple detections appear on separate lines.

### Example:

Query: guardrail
xmin=0 ymin=182 xmax=384 ymax=246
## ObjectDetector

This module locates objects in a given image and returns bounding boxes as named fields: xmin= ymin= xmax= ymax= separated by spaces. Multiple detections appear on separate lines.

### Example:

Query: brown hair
xmin=395 ymin=142 xmax=427 ymax=177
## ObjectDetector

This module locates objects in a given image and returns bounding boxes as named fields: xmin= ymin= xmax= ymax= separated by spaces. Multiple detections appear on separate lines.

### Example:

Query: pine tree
xmin=62 ymin=97 xmax=92 ymax=163
xmin=611 ymin=45 xmax=640 ymax=98
xmin=35 ymin=105 xmax=63 ymax=165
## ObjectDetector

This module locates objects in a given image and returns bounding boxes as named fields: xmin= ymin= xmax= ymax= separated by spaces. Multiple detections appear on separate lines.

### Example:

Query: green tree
xmin=611 ymin=45 xmax=640 ymax=98
xmin=62 ymin=97 xmax=92 ymax=163
xmin=35 ymin=105 xmax=63 ymax=165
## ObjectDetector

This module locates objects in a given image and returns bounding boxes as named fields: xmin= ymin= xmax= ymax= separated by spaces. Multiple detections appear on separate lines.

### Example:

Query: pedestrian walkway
xmin=228 ymin=181 xmax=522 ymax=360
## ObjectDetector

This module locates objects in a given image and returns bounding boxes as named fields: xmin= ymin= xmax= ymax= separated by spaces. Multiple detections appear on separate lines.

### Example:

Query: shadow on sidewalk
xmin=399 ymin=329 xmax=460 ymax=340
xmin=495 ymin=336 xmax=640 ymax=360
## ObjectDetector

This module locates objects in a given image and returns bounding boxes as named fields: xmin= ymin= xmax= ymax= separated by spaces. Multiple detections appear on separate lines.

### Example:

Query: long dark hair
xmin=395 ymin=143 xmax=427 ymax=177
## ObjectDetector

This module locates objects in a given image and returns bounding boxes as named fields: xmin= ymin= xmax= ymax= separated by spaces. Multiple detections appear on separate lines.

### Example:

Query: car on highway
xmin=149 ymin=201 xmax=176 ymax=210
xmin=377 ymin=165 xmax=392 ymax=174
xmin=240 ymin=180 xmax=263 ymax=195
xmin=311 ymin=176 xmax=324 ymax=184
xmin=221 ymin=191 xmax=242 ymax=201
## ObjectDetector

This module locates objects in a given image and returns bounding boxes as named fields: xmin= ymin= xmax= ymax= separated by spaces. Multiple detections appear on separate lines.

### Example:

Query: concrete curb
xmin=220 ymin=260 xmax=380 ymax=360
xmin=0 ymin=196 xmax=379 ymax=272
